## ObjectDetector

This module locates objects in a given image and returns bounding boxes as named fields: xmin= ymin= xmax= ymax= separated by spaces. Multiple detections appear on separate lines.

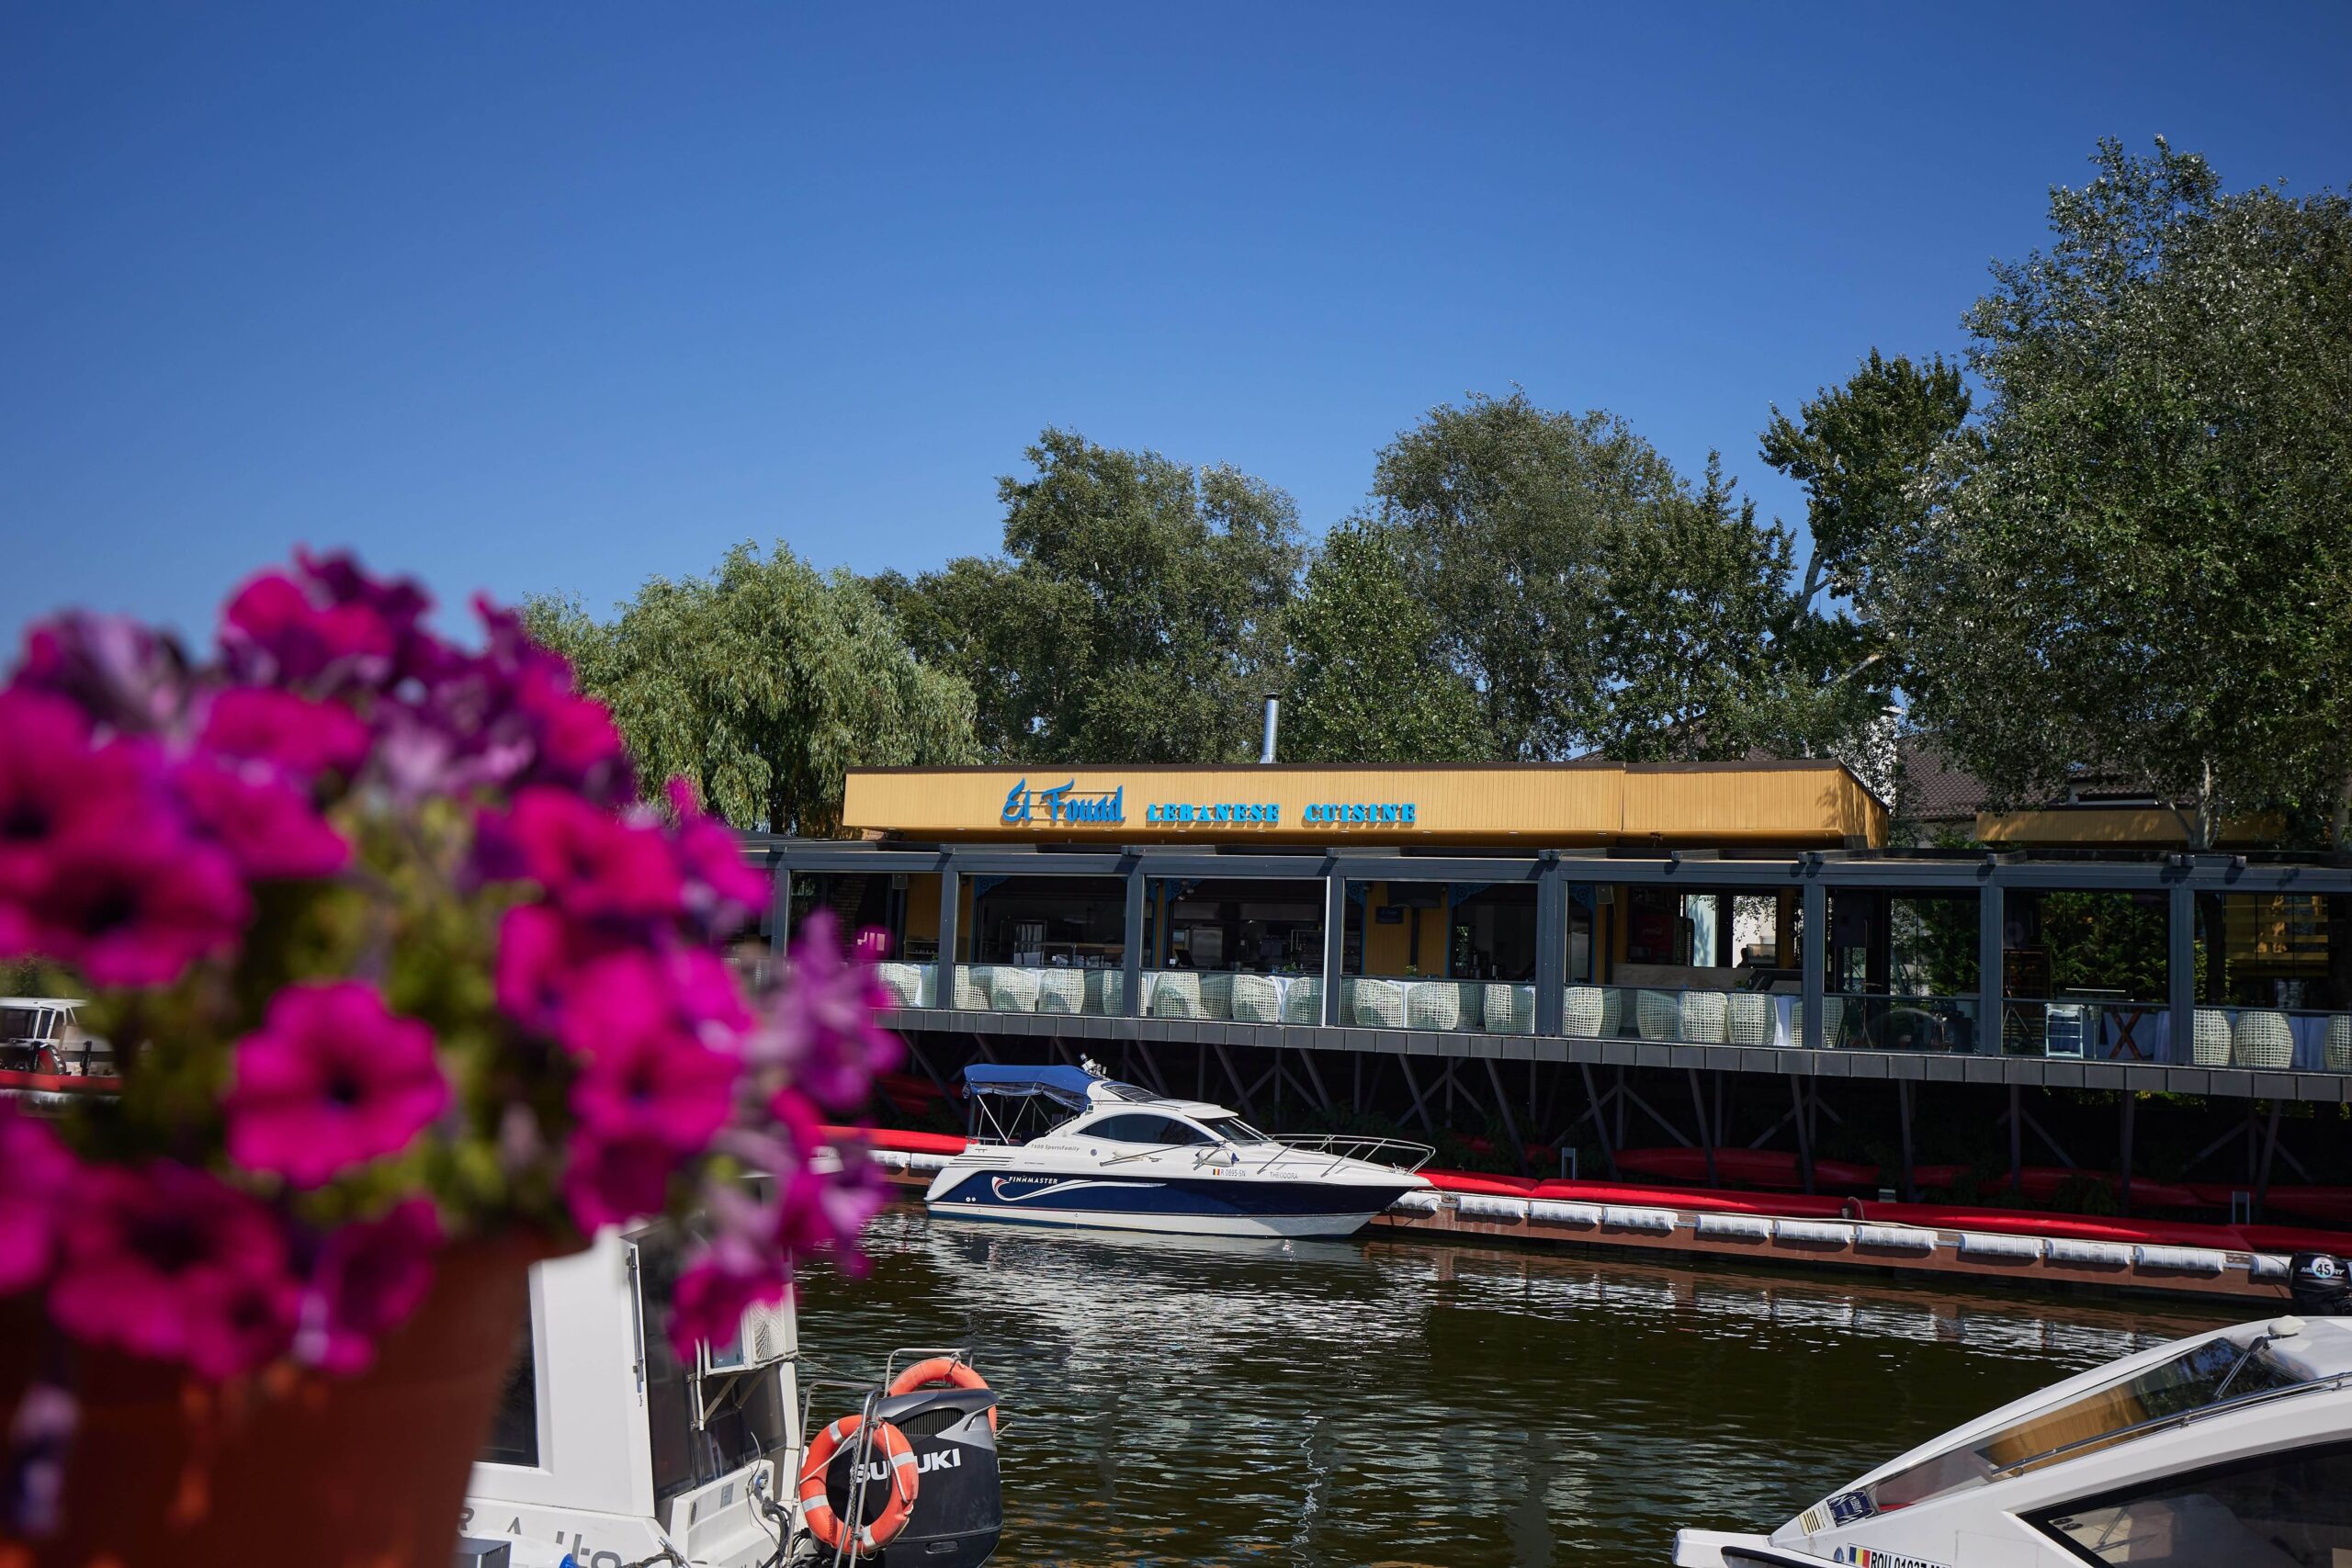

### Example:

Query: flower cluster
xmin=0 ymin=551 xmax=891 ymax=1392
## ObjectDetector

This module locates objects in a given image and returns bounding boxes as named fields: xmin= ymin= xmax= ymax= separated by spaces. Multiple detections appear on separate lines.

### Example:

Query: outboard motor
xmin=2290 ymin=1252 xmax=2352 ymax=1316
xmin=822 ymin=1387 xmax=1001 ymax=1567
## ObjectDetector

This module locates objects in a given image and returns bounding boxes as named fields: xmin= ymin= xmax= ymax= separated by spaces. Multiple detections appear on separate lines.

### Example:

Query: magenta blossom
xmin=220 ymin=570 xmax=399 ymax=690
xmin=50 ymin=1164 xmax=297 ymax=1377
xmin=173 ymin=758 xmax=351 ymax=880
xmin=666 ymin=778 xmax=768 ymax=934
xmin=560 ymin=954 xmax=739 ymax=1149
xmin=12 ymin=610 xmax=188 ymax=735
xmin=0 ymin=693 xmax=154 ymax=902
xmin=480 ymin=787 xmax=682 ymax=922
xmin=227 ymin=982 xmax=449 ymax=1188
xmin=750 ymin=911 xmax=900 ymax=1110
xmin=667 ymin=1238 xmax=786 ymax=1358
xmin=198 ymin=688 xmax=371 ymax=778
xmin=0 ymin=1110 xmax=74 ymax=1294
xmin=13 ymin=827 xmax=249 ymax=987
xmin=296 ymin=1200 xmax=441 ymax=1374
xmin=493 ymin=903 xmax=607 ymax=1035
xmin=561 ymin=1132 xmax=678 ymax=1231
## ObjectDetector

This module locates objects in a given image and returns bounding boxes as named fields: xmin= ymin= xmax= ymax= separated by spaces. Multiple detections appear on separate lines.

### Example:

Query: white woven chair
xmin=2191 ymin=1008 xmax=2233 ymax=1066
xmin=1035 ymin=968 xmax=1086 ymax=1015
xmin=1635 ymin=989 xmax=1680 ymax=1042
xmin=1726 ymin=991 xmax=1776 ymax=1046
xmin=1795 ymin=996 xmax=1845 ymax=1048
xmin=1197 ymin=972 xmax=1235 ymax=1021
xmin=1678 ymin=990 xmax=1728 ymax=1044
xmin=2328 ymin=1015 xmax=2352 ymax=1074
xmin=2233 ymin=1009 xmax=2294 ymax=1070
xmin=1282 ymin=976 xmax=1323 ymax=1024
xmin=1564 ymin=986 xmax=1604 ymax=1037
xmin=1150 ymin=971 xmax=1204 ymax=1020
xmin=1351 ymin=978 xmax=1406 ymax=1029
xmin=989 ymin=966 xmax=1039 ymax=1013
xmin=952 ymin=964 xmax=993 ymax=1011
xmin=1600 ymin=987 xmax=1624 ymax=1038
xmin=1230 ymin=973 xmax=1282 ymax=1023
xmin=1484 ymin=983 xmax=1534 ymax=1035
xmin=876 ymin=962 xmax=933 ymax=1010
xmin=1406 ymin=982 xmax=1463 ymax=1032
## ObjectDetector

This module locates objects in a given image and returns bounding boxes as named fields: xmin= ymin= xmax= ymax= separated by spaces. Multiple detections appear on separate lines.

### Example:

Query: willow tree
xmin=526 ymin=544 xmax=977 ymax=835
xmin=1281 ymin=519 xmax=1485 ymax=763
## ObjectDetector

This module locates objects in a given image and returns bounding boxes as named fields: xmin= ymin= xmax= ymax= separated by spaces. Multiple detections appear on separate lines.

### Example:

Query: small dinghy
xmin=923 ymin=1063 xmax=1431 ymax=1239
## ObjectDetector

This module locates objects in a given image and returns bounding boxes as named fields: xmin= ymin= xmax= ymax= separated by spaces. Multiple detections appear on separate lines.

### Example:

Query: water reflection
xmin=797 ymin=1206 xmax=2238 ymax=1567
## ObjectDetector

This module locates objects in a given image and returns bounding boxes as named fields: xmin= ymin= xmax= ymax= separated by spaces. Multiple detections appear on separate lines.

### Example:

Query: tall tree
xmin=877 ymin=429 xmax=1305 ymax=764
xmin=1886 ymin=139 xmax=2352 ymax=847
xmin=526 ymin=544 xmax=978 ymax=835
xmin=1281 ymin=519 xmax=1486 ymax=763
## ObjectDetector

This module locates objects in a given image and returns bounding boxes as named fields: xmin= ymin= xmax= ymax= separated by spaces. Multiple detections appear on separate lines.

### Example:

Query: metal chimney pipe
xmin=1259 ymin=694 xmax=1281 ymax=764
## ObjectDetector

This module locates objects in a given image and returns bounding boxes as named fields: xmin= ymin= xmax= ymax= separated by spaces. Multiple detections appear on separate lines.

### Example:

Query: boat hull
xmin=925 ymin=1168 xmax=1412 ymax=1238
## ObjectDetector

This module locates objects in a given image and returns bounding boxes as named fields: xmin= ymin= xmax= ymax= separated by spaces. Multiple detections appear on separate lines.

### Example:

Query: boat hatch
xmin=1846 ymin=1330 xmax=2316 ymax=1521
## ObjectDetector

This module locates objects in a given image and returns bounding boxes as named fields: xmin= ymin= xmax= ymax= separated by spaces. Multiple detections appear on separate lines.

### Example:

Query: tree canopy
xmin=876 ymin=429 xmax=1305 ymax=765
xmin=525 ymin=544 xmax=977 ymax=835
xmin=1880 ymin=139 xmax=2352 ymax=845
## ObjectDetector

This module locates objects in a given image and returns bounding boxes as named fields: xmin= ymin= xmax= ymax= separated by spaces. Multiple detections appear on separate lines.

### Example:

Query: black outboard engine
xmin=822 ymin=1387 xmax=1001 ymax=1567
xmin=2290 ymin=1252 xmax=2352 ymax=1316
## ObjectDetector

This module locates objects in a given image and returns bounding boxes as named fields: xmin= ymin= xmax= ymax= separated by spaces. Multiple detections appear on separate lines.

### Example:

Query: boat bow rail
xmin=1267 ymin=1133 xmax=1434 ymax=1176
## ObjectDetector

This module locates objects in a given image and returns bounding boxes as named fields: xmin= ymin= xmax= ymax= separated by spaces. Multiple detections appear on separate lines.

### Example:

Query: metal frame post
xmin=936 ymin=861 xmax=961 ymax=1003
xmin=767 ymin=863 xmax=793 ymax=956
xmin=1534 ymin=853 xmax=1567 ymax=1036
xmin=1801 ymin=874 xmax=1826 ymax=1049
xmin=1322 ymin=866 xmax=1348 ymax=1027
xmin=2168 ymin=882 xmax=2196 ymax=1062
xmin=1122 ymin=860 xmax=1146 ymax=1019
xmin=1979 ymin=875 xmax=2005 ymax=1055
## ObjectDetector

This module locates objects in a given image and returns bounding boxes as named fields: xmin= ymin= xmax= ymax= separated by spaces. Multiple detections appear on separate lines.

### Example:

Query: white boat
xmin=922 ymin=1064 xmax=1430 ymax=1239
xmin=0 ymin=995 xmax=110 ymax=1077
xmin=1672 ymin=1313 xmax=2352 ymax=1567
xmin=463 ymin=1222 xmax=1003 ymax=1567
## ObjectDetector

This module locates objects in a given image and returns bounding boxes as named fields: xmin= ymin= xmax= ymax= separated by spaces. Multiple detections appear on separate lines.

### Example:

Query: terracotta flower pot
xmin=0 ymin=1237 xmax=548 ymax=1568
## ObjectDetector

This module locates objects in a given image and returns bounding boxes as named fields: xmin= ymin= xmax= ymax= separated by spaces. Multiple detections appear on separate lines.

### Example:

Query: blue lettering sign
xmin=1001 ymin=780 xmax=1125 ymax=828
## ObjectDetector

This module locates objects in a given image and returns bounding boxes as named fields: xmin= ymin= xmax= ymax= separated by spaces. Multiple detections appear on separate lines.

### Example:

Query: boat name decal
xmin=1831 ymin=1549 xmax=1948 ymax=1568
xmin=988 ymin=1175 xmax=1164 ymax=1202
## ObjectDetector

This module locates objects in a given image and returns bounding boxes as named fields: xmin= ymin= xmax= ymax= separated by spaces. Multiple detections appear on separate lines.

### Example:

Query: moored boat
xmin=922 ymin=1064 xmax=1431 ymax=1238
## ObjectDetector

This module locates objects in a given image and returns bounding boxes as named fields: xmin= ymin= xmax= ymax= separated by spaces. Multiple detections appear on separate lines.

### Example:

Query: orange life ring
xmin=797 ymin=1413 xmax=920 ymax=1554
xmin=887 ymin=1356 xmax=999 ymax=1433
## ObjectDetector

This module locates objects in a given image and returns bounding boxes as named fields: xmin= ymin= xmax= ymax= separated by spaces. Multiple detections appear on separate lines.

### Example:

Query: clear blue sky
xmin=6 ymin=4 xmax=2348 ymax=649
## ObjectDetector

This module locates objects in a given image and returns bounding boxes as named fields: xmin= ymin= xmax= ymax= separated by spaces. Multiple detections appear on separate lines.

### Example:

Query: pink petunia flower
xmin=11 ymin=610 xmax=189 ymax=735
xmin=220 ymin=571 xmax=399 ymax=689
xmin=748 ymin=911 xmax=900 ymax=1111
xmin=493 ymin=903 xmax=601 ymax=1035
xmin=478 ymin=787 xmax=681 ymax=922
xmin=0 ymin=693 xmax=154 ymax=902
xmin=226 ymin=982 xmax=449 ymax=1188
xmin=49 ymin=1164 xmax=298 ymax=1377
xmin=296 ymin=1199 xmax=441 ymax=1374
xmin=666 ymin=778 xmax=768 ymax=936
xmin=560 ymin=954 xmax=739 ymax=1150
xmin=198 ymin=688 xmax=371 ymax=779
xmin=172 ymin=757 xmax=351 ymax=880
xmin=13 ymin=827 xmax=250 ymax=987
xmin=667 ymin=1238 xmax=786 ymax=1359
xmin=0 ymin=1109 xmax=75 ymax=1295
xmin=560 ymin=1131 xmax=678 ymax=1231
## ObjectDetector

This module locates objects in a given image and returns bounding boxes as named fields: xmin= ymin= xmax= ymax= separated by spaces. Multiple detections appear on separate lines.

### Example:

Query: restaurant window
xmin=2032 ymin=1440 xmax=2352 ymax=1564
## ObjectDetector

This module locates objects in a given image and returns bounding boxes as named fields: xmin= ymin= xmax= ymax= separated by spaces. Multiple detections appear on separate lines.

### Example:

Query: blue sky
xmin=5 ymin=4 xmax=2348 ymax=648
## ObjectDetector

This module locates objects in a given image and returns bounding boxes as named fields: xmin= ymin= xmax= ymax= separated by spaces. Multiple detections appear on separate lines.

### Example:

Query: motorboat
xmin=0 ymin=996 xmax=111 ymax=1077
xmin=922 ymin=1063 xmax=1430 ymax=1238
xmin=1671 ymin=1312 xmax=2352 ymax=1567
xmin=463 ymin=1219 xmax=1005 ymax=1567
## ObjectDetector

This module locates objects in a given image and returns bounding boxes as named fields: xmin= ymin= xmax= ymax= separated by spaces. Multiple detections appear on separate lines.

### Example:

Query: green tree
xmin=1888 ymin=139 xmax=2352 ymax=847
xmin=526 ymin=544 xmax=978 ymax=835
xmin=876 ymin=429 xmax=1306 ymax=764
xmin=1281 ymin=519 xmax=1486 ymax=762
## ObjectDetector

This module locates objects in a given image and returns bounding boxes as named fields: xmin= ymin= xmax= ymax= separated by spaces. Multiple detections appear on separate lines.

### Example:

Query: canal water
xmin=797 ymin=1204 xmax=2241 ymax=1567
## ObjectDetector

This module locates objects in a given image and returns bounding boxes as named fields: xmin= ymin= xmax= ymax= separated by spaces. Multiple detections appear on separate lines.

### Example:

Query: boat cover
xmin=961 ymin=1063 xmax=1101 ymax=1108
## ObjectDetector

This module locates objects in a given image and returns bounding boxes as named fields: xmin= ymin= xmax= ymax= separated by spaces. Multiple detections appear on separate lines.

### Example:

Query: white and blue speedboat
xmin=923 ymin=1065 xmax=1431 ymax=1238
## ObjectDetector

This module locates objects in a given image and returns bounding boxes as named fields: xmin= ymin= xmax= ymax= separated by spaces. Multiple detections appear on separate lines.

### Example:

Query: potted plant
xmin=0 ymin=552 xmax=894 ymax=1565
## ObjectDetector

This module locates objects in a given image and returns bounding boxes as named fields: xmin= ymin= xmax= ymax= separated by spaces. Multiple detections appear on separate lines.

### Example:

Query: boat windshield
xmin=1852 ymin=1334 xmax=2308 ymax=1518
xmin=1196 ymin=1114 xmax=1272 ymax=1145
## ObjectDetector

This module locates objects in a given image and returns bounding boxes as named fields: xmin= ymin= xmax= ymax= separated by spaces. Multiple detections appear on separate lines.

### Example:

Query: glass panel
xmin=1830 ymin=994 xmax=1982 ymax=1054
xmin=1197 ymin=1113 xmax=1272 ymax=1145
xmin=478 ymin=1309 xmax=539 ymax=1467
xmin=2035 ymin=1443 xmax=2352 ymax=1565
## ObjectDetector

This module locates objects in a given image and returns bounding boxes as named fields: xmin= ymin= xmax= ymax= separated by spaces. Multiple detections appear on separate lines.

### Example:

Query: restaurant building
xmin=752 ymin=758 xmax=2352 ymax=1199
